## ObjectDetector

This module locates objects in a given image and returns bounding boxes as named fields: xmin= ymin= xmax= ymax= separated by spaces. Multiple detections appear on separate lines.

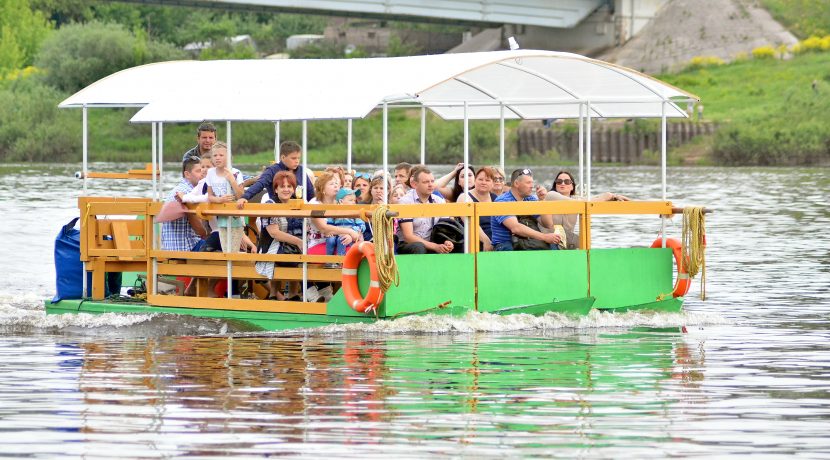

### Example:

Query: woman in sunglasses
xmin=543 ymin=171 xmax=629 ymax=250
xmin=352 ymin=172 xmax=372 ymax=198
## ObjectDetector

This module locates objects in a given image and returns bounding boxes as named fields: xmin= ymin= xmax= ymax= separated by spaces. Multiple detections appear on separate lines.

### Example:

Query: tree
xmin=0 ymin=0 xmax=52 ymax=74
xmin=35 ymin=21 xmax=185 ymax=93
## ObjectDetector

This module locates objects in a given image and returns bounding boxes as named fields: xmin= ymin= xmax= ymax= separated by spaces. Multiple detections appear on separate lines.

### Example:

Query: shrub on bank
xmin=0 ymin=79 xmax=79 ymax=162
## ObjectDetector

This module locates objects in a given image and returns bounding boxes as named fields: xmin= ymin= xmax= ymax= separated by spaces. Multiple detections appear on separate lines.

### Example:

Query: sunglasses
xmin=354 ymin=172 xmax=372 ymax=180
xmin=183 ymin=155 xmax=201 ymax=163
xmin=554 ymin=179 xmax=573 ymax=185
xmin=494 ymin=177 xmax=505 ymax=183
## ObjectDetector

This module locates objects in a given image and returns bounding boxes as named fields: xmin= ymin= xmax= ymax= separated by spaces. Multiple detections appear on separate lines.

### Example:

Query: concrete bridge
xmin=118 ymin=0 xmax=667 ymax=54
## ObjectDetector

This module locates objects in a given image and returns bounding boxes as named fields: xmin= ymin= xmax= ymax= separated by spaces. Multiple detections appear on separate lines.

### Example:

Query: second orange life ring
xmin=342 ymin=242 xmax=384 ymax=313
xmin=651 ymin=237 xmax=691 ymax=298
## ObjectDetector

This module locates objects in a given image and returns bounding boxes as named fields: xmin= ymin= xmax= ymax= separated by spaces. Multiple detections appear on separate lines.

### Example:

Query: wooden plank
xmin=110 ymin=221 xmax=132 ymax=261
xmin=151 ymin=250 xmax=343 ymax=264
xmin=588 ymin=201 xmax=672 ymax=215
xmin=156 ymin=263 xmax=341 ymax=282
xmin=101 ymin=261 xmax=146 ymax=273
xmin=147 ymin=294 xmax=327 ymax=315
xmin=475 ymin=200 xmax=586 ymax=216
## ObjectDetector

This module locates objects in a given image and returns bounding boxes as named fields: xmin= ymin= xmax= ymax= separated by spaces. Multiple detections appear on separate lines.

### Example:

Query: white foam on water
xmin=0 ymin=292 xmax=157 ymax=329
xmin=305 ymin=309 xmax=732 ymax=335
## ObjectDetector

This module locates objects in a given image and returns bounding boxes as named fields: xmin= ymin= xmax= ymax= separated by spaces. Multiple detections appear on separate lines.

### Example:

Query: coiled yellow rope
xmin=681 ymin=207 xmax=707 ymax=300
xmin=370 ymin=205 xmax=399 ymax=292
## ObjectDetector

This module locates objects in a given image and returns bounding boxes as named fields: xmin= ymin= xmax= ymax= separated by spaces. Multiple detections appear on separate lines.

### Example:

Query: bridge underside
xmin=117 ymin=0 xmax=605 ymax=28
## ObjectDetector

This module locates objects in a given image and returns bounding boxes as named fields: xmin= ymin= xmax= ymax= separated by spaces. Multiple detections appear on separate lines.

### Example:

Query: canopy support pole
xmin=151 ymin=122 xmax=157 ymax=201
xmin=81 ymin=105 xmax=88 ymax=296
xmin=463 ymin=101 xmax=469 ymax=254
xmin=661 ymin=101 xmax=667 ymax=248
xmin=302 ymin=120 xmax=308 ymax=303
xmin=383 ymin=103 xmax=388 ymax=198
xmin=347 ymin=119 xmax=353 ymax=173
xmin=578 ymin=102 xmax=584 ymax=197
xmin=499 ymin=103 xmax=505 ymax=172
xmin=158 ymin=122 xmax=164 ymax=200
xmin=420 ymin=107 xmax=426 ymax=165
xmin=226 ymin=120 xmax=233 ymax=300
xmin=586 ymin=102 xmax=592 ymax=198
xmin=274 ymin=121 xmax=280 ymax=162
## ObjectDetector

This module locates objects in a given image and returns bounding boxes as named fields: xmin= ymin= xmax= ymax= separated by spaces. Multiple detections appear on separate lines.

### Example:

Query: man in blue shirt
xmin=235 ymin=141 xmax=315 ymax=206
xmin=490 ymin=168 xmax=561 ymax=251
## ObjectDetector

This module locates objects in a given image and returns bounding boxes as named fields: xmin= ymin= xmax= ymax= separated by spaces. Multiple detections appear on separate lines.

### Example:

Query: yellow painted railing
xmin=77 ymin=197 xmax=675 ymax=308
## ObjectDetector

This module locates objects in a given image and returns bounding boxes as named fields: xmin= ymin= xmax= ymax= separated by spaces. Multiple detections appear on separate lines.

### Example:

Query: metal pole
xmin=661 ymin=101 xmax=667 ymax=248
xmin=347 ymin=119 xmax=353 ymax=173
xmin=151 ymin=122 xmax=157 ymax=199
xmin=302 ymin=120 xmax=308 ymax=303
xmin=463 ymin=101 xmax=469 ymax=254
xmin=420 ymin=107 xmax=426 ymax=165
xmin=158 ymin=122 xmax=164 ymax=200
xmin=226 ymin=120 xmax=233 ymax=299
xmin=586 ymin=102 xmax=592 ymax=198
xmin=578 ymin=102 xmax=584 ymax=197
xmin=82 ymin=105 xmax=88 ymax=195
xmin=383 ymin=103 xmax=388 ymax=198
xmin=499 ymin=103 xmax=505 ymax=172
xmin=274 ymin=121 xmax=280 ymax=162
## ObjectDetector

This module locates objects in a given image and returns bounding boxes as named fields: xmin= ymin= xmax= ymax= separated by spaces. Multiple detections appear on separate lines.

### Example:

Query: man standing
xmin=490 ymin=168 xmax=561 ymax=251
xmin=236 ymin=141 xmax=315 ymax=206
xmin=181 ymin=122 xmax=217 ymax=161
xmin=396 ymin=167 xmax=454 ymax=254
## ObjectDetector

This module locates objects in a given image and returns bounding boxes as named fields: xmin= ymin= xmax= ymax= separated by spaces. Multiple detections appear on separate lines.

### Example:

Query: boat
xmin=45 ymin=49 xmax=706 ymax=331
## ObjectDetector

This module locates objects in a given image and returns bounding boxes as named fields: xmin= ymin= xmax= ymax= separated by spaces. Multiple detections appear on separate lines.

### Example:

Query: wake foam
xmin=305 ymin=309 xmax=731 ymax=335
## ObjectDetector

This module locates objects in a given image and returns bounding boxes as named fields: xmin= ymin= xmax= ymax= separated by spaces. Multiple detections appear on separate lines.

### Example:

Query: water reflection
xmin=45 ymin=328 xmax=706 ymax=455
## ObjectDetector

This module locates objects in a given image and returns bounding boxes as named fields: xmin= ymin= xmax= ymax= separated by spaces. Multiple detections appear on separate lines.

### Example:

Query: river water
xmin=1 ymin=163 xmax=828 ymax=458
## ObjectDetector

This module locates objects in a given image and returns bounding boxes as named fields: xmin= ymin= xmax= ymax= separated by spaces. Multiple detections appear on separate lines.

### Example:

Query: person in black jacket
xmin=236 ymin=141 xmax=315 ymax=207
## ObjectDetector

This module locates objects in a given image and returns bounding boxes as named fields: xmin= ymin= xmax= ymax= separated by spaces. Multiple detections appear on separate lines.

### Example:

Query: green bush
xmin=0 ymin=78 xmax=79 ymax=162
xmin=35 ymin=21 xmax=185 ymax=93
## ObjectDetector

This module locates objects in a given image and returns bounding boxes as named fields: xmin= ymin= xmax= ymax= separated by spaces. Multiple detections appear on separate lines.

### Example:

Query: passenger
xmin=325 ymin=166 xmax=346 ymax=189
xmin=490 ymin=168 xmax=560 ymax=251
xmin=492 ymin=166 xmax=507 ymax=196
xmin=456 ymin=166 xmax=498 ymax=251
xmin=394 ymin=162 xmax=412 ymax=190
xmin=256 ymin=171 xmax=304 ymax=301
xmin=435 ymin=163 xmax=475 ymax=202
xmin=205 ymin=142 xmax=252 ymax=253
xmin=308 ymin=171 xmax=362 ymax=255
xmin=181 ymin=122 xmax=217 ymax=161
xmin=161 ymin=156 xmax=208 ymax=253
xmin=236 ymin=141 xmax=314 ymax=207
xmin=343 ymin=170 xmax=354 ymax=189
xmin=396 ymin=167 xmax=454 ymax=254
xmin=366 ymin=175 xmax=393 ymax=205
xmin=325 ymin=189 xmax=367 ymax=255
xmin=352 ymin=172 xmax=371 ymax=198
xmin=542 ymin=171 xmax=629 ymax=250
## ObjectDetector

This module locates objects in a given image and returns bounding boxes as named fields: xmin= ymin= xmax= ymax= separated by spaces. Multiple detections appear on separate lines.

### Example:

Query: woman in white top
xmin=307 ymin=171 xmax=363 ymax=255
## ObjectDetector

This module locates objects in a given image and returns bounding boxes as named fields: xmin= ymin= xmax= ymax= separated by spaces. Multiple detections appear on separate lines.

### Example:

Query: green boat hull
xmin=45 ymin=247 xmax=684 ymax=331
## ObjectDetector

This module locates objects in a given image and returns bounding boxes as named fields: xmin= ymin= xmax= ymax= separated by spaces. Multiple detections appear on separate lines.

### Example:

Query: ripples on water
xmin=1 ymin=164 xmax=829 ymax=457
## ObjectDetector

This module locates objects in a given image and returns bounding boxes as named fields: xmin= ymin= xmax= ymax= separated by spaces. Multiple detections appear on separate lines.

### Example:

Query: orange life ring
xmin=342 ymin=242 xmax=384 ymax=313
xmin=651 ymin=237 xmax=691 ymax=298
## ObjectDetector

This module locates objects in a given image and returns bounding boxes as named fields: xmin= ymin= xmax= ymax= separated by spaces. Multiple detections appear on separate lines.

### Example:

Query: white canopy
xmin=59 ymin=50 xmax=697 ymax=122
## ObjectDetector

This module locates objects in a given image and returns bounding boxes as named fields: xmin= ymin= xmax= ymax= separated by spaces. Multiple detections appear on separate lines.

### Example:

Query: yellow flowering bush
xmin=751 ymin=46 xmax=777 ymax=59
xmin=686 ymin=55 xmax=725 ymax=70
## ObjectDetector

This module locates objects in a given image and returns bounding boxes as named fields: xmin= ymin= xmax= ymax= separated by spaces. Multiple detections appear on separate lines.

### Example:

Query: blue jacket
xmin=242 ymin=162 xmax=315 ymax=202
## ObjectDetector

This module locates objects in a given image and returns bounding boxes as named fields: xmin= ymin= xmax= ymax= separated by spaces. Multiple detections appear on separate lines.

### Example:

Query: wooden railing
xmin=78 ymin=197 xmax=679 ymax=307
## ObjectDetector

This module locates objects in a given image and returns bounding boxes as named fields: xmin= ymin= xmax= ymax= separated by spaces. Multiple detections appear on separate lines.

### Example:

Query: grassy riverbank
xmin=660 ymin=51 xmax=830 ymax=165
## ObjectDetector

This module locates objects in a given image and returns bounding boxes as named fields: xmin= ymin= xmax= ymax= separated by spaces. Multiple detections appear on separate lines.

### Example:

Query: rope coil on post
xmin=681 ymin=207 xmax=707 ymax=300
xmin=370 ymin=205 xmax=399 ymax=292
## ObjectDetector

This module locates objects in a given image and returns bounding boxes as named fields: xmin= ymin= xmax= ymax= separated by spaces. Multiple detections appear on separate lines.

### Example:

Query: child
xmin=326 ymin=188 xmax=367 ymax=256
xmin=205 ymin=142 xmax=247 ymax=253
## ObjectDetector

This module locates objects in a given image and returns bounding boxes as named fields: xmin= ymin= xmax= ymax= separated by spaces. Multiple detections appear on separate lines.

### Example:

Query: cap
xmin=336 ymin=188 xmax=360 ymax=201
